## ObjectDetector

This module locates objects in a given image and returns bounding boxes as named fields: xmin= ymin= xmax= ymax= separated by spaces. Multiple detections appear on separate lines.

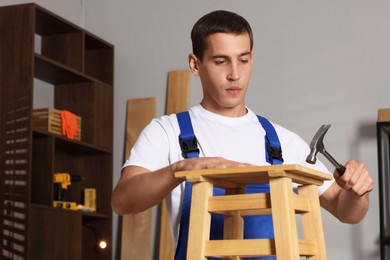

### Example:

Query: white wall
xmin=86 ymin=1 xmax=387 ymax=259
xmin=3 ymin=0 xmax=387 ymax=259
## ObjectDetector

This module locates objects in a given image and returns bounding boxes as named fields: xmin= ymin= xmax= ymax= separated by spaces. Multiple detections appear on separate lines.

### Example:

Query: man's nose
xmin=227 ymin=63 xmax=240 ymax=81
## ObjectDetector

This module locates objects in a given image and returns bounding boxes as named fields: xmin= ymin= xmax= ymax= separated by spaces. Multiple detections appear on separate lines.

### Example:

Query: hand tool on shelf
xmin=53 ymin=173 xmax=84 ymax=201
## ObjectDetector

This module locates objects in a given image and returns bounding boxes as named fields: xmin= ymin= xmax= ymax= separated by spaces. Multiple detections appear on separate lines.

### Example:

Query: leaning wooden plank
xmin=159 ymin=70 xmax=191 ymax=260
xmin=166 ymin=70 xmax=190 ymax=115
xmin=121 ymin=97 xmax=156 ymax=260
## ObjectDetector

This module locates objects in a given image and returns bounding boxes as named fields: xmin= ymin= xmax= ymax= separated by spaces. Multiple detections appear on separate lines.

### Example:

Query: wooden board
xmin=159 ymin=70 xmax=191 ymax=260
xmin=166 ymin=70 xmax=190 ymax=115
xmin=124 ymin=97 xmax=156 ymax=157
xmin=378 ymin=108 xmax=390 ymax=122
xmin=121 ymin=97 xmax=156 ymax=260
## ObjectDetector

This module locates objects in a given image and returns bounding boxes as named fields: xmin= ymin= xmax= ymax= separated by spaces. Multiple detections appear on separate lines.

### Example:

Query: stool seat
xmin=175 ymin=164 xmax=333 ymax=260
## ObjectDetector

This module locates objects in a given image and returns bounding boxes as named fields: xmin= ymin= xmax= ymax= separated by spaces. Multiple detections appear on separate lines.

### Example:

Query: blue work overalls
xmin=175 ymin=111 xmax=283 ymax=260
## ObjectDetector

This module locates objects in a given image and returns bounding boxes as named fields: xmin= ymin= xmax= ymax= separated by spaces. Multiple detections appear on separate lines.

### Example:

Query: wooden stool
xmin=175 ymin=164 xmax=333 ymax=260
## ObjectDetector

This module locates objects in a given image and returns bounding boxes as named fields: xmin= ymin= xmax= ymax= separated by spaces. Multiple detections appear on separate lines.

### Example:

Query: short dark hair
xmin=191 ymin=10 xmax=254 ymax=60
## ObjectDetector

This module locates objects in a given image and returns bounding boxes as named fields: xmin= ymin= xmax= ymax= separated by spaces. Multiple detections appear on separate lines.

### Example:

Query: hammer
xmin=306 ymin=124 xmax=346 ymax=175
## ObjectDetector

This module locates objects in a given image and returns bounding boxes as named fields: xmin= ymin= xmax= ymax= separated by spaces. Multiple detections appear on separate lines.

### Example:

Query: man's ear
xmin=188 ymin=54 xmax=200 ymax=76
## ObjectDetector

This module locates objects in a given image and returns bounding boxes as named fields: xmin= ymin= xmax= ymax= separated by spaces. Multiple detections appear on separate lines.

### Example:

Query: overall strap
xmin=175 ymin=111 xmax=197 ymax=260
xmin=177 ymin=111 xmax=200 ymax=159
xmin=257 ymin=115 xmax=284 ymax=165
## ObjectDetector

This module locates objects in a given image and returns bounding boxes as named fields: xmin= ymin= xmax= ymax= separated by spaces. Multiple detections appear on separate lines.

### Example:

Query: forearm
xmin=111 ymin=157 xmax=251 ymax=215
xmin=336 ymin=189 xmax=369 ymax=224
xmin=111 ymin=165 xmax=182 ymax=215
xmin=321 ymin=160 xmax=373 ymax=224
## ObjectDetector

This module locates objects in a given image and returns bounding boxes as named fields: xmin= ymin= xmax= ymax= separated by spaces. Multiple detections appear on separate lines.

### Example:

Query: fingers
xmin=334 ymin=160 xmax=373 ymax=196
xmin=174 ymin=157 xmax=251 ymax=172
xmin=191 ymin=157 xmax=251 ymax=169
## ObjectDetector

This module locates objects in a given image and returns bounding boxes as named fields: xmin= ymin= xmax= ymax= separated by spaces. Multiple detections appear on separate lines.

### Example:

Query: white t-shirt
xmin=123 ymin=104 xmax=333 ymax=248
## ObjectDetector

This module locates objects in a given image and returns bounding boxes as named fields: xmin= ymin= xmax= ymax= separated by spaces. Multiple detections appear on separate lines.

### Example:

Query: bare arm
xmin=320 ymin=160 xmax=373 ymax=223
xmin=111 ymin=157 xmax=251 ymax=215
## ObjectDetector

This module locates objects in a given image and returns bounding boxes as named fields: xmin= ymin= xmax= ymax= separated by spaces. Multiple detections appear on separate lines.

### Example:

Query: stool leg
xmin=223 ymin=188 xmax=245 ymax=260
xmin=269 ymin=177 xmax=300 ymax=260
xmin=187 ymin=181 xmax=213 ymax=260
xmin=223 ymin=211 xmax=242 ymax=260
xmin=298 ymin=185 xmax=327 ymax=260
xmin=224 ymin=188 xmax=244 ymax=240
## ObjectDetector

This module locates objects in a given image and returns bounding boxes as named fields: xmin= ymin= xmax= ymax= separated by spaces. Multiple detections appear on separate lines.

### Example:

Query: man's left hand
xmin=333 ymin=160 xmax=373 ymax=197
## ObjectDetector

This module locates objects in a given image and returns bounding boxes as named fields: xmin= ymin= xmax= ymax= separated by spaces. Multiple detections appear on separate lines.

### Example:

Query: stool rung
xmin=208 ymin=193 xmax=270 ymax=214
xmin=208 ymin=193 xmax=310 ymax=215
xmin=204 ymin=239 xmax=316 ymax=258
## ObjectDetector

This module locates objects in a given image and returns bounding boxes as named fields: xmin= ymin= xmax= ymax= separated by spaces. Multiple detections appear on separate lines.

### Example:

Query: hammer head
xmin=306 ymin=124 xmax=331 ymax=164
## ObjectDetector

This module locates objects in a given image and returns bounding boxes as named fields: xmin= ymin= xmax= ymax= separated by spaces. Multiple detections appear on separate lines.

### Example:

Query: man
xmin=112 ymin=10 xmax=373 ymax=259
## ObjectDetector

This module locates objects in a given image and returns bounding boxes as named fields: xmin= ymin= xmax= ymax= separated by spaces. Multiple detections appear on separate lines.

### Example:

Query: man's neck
xmin=199 ymin=102 xmax=247 ymax=117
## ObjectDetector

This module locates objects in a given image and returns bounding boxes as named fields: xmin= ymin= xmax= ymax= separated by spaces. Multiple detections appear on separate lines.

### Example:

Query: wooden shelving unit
xmin=0 ymin=3 xmax=113 ymax=259
xmin=377 ymin=109 xmax=390 ymax=260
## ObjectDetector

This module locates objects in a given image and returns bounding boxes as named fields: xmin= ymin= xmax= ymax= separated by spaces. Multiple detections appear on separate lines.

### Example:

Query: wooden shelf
xmin=0 ymin=3 xmax=113 ymax=260
xmin=34 ymin=54 xmax=91 ymax=85
xmin=33 ymin=129 xmax=111 ymax=154
xmin=34 ymin=54 xmax=113 ymax=86
xmin=31 ymin=204 xmax=111 ymax=220
xmin=377 ymin=121 xmax=390 ymax=259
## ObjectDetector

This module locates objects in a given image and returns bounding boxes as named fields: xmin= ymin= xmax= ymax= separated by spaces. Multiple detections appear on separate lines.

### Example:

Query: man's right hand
xmin=172 ymin=156 xmax=253 ymax=172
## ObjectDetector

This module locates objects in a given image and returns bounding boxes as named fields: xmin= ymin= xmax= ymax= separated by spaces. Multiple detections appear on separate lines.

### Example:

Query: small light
xmin=84 ymin=222 xmax=108 ymax=252
xmin=98 ymin=240 xmax=107 ymax=250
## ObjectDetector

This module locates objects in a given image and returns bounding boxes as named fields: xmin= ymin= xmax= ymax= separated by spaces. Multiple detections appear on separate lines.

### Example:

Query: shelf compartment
xmin=53 ymin=151 xmax=112 ymax=215
xmin=30 ymin=204 xmax=112 ymax=259
xmin=82 ymin=219 xmax=112 ymax=260
xmin=84 ymin=33 xmax=114 ymax=85
xmin=54 ymin=82 xmax=113 ymax=150
xmin=35 ymin=5 xmax=81 ymax=36
xmin=41 ymin=32 xmax=83 ymax=71
xmin=29 ymin=205 xmax=83 ymax=260
xmin=35 ymin=5 xmax=83 ymax=71
xmin=32 ymin=131 xmax=111 ymax=212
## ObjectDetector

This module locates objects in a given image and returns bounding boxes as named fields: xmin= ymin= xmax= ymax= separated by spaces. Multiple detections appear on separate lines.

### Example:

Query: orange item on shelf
xmin=60 ymin=110 xmax=79 ymax=139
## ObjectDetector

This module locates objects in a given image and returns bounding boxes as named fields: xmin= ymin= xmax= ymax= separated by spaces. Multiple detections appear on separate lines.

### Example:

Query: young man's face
xmin=189 ymin=32 xmax=253 ymax=117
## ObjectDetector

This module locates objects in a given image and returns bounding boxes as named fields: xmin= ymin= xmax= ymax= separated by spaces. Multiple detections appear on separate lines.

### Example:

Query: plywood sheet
xmin=159 ymin=70 xmax=190 ymax=259
xmin=166 ymin=70 xmax=190 ymax=115
xmin=121 ymin=97 xmax=156 ymax=260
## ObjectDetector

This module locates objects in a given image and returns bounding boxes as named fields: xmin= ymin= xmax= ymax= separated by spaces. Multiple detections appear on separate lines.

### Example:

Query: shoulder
xmin=150 ymin=114 xmax=178 ymax=130
xmin=125 ymin=113 xmax=182 ymax=170
xmin=263 ymin=119 xmax=307 ymax=150
xmin=130 ymin=114 xmax=181 ymax=152
xmin=258 ymin=116 xmax=306 ymax=146
xmin=145 ymin=105 xmax=206 ymax=138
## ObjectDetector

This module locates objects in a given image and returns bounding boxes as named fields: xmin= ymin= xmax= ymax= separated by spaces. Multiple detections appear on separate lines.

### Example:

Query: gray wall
xmin=3 ymin=0 xmax=388 ymax=259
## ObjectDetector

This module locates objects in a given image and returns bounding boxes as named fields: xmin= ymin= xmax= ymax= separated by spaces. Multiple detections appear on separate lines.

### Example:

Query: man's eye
xmin=240 ymin=59 xmax=249 ymax=64
xmin=214 ymin=60 xmax=226 ymax=65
